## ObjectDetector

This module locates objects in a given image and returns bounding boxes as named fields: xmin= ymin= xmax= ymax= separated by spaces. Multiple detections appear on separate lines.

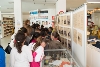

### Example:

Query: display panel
xmin=72 ymin=4 xmax=87 ymax=67
xmin=57 ymin=12 xmax=72 ymax=54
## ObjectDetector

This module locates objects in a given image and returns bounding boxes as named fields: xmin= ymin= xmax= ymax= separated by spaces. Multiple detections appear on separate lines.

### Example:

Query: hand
xmin=43 ymin=55 xmax=46 ymax=59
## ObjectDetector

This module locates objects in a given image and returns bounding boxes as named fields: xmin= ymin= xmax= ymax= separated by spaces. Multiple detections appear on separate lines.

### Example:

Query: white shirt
xmin=9 ymin=33 xmax=16 ymax=48
xmin=34 ymin=46 xmax=44 ymax=62
xmin=10 ymin=45 xmax=33 ymax=67
xmin=28 ymin=43 xmax=36 ymax=50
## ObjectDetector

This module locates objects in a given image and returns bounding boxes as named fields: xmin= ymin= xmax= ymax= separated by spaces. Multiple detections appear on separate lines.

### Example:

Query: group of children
xmin=0 ymin=20 xmax=62 ymax=67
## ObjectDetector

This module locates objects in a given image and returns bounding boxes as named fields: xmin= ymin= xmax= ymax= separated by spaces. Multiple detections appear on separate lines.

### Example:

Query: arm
xmin=34 ymin=46 xmax=44 ymax=62
xmin=10 ymin=49 xmax=15 ymax=67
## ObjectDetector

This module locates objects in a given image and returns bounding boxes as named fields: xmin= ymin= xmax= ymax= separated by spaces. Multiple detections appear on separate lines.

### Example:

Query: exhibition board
xmin=30 ymin=9 xmax=55 ymax=28
xmin=56 ymin=12 xmax=72 ymax=54
xmin=56 ymin=4 xmax=87 ymax=67
xmin=72 ymin=4 xmax=87 ymax=67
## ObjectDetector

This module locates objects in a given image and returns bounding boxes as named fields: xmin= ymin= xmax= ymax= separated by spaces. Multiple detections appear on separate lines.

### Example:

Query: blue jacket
xmin=0 ymin=46 xmax=5 ymax=67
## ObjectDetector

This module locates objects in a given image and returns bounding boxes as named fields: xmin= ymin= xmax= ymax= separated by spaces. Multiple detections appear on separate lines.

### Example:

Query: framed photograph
xmin=46 ymin=21 xmax=48 ymax=25
xmin=64 ymin=39 xmax=67 ymax=49
xmin=60 ymin=16 xmax=63 ymax=25
xmin=64 ymin=28 xmax=67 ymax=37
xmin=63 ymin=15 xmax=67 ymax=25
xmin=78 ymin=32 xmax=82 ymax=46
xmin=60 ymin=27 xmax=63 ymax=35
xmin=68 ymin=40 xmax=71 ymax=51
xmin=61 ymin=37 xmax=64 ymax=46
xmin=67 ymin=16 xmax=70 ymax=26
xmin=68 ymin=28 xmax=71 ymax=39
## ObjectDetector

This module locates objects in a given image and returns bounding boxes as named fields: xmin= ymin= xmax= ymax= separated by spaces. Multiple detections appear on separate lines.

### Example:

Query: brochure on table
xmin=56 ymin=4 xmax=87 ymax=67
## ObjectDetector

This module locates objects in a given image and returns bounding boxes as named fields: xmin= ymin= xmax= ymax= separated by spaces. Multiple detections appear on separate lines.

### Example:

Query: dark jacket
xmin=44 ymin=40 xmax=62 ymax=50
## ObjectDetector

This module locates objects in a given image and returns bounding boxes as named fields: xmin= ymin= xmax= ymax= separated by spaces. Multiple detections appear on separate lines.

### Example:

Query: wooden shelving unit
xmin=2 ymin=17 xmax=14 ymax=37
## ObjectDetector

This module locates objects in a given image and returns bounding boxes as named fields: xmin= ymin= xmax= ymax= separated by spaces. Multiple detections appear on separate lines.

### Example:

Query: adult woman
xmin=10 ymin=32 xmax=33 ymax=67
xmin=25 ymin=25 xmax=33 ymax=46
xmin=24 ymin=20 xmax=30 ymax=28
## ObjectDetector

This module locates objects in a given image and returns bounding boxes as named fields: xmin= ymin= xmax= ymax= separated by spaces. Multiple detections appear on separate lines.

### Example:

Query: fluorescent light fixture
xmin=1 ymin=13 xmax=14 ymax=14
xmin=87 ymin=2 xmax=100 ymax=3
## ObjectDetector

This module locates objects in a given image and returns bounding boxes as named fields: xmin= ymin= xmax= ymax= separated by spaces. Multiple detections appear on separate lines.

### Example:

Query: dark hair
xmin=15 ymin=32 xmax=26 ymax=53
xmin=32 ymin=24 xmax=36 ymax=29
xmin=30 ymin=32 xmax=41 ymax=43
xmin=41 ymin=38 xmax=50 ymax=45
xmin=20 ymin=27 xmax=27 ymax=33
xmin=49 ymin=27 xmax=53 ymax=31
xmin=33 ymin=36 xmax=42 ymax=51
xmin=26 ymin=25 xmax=33 ymax=36
xmin=24 ymin=20 xmax=30 ymax=25
xmin=40 ymin=31 xmax=47 ymax=37
xmin=33 ymin=37 xmax=49 ymax=51
xmin=41 ymin=25 xmax=44 ymax=28
xmin=51 ymin=31 xmax=61 ymax=41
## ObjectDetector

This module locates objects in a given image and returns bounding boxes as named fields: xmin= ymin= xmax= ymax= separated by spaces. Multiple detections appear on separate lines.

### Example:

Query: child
xmin=30 ymin=38 xmax=49 ymax=67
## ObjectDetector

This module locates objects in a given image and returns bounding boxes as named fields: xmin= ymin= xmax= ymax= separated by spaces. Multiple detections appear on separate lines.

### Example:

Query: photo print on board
xmin=78 ymin=32 xmax=82 ymax=46
xmin=68 ymin=40 xmax=71 ymax=51
xmin=46 ymin=21 xmax=48 ymax=25
xmin=61 ymin=27 xmax=63 ymax=35
xmin=58 ymin=16 xmax=60 ymax=24
xmin=61 ymin=37 xmax=64 ymax=46
xmin=64 ymin=16 xmax=67 ymax=25
xmin=64 ymin=28 xmax=67 ymax=37
xmin=36 ymin=21 xmax=38 ymax=24
xmin=42 ymin=21 xmax=44 ymax=25
xmin=60 ymin=16 xmax=63 ymax=25
xmin=68 ymin=28 xmax=71 ymax=39
xmin=64 ymin=39 xmax=67 ymax=49
xmin=67 ymin=16 xmax=70 ymax=25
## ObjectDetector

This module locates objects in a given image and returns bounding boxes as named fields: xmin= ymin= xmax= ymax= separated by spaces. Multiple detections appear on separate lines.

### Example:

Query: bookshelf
xmin=1 ymin=17 xmax=14 ymax=37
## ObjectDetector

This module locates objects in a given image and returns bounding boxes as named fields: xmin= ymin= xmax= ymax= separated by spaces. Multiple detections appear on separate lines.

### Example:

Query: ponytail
xmin=33 ymin=36 xmax=42 ymax=51
xmin=15 ymin=31 xmax=26 ymax=53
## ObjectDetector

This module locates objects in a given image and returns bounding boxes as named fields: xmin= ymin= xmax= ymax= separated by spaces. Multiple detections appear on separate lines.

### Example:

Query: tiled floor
xmin=1 ymin=35 xmax=11 ymax=67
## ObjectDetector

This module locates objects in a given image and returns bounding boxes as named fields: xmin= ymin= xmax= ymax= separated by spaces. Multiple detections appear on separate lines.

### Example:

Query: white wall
xmin=56 ymin=0 xmax=66 ymax=14
xmin=22 ymin=15 xmax=30 ymax=21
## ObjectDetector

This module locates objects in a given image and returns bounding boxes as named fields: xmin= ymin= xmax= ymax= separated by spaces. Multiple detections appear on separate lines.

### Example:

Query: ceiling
xmin=0 ymin=0 xmax=56 ymax=13
xmin=0 ymin=0 xmax=100 ymax=13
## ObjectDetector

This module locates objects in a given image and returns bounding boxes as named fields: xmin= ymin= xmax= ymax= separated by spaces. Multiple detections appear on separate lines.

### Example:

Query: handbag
xmin=5 ymin=43 xmax=12 ymax=54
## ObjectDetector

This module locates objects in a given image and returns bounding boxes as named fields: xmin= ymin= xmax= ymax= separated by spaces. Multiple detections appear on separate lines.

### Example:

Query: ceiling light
xmin=87 ymin=2 xmax=100 ymax=3
xmin=7 ymin=8 xmax=13 ymax=9
xmin=9 ymin=2 xmax=14 ymax=4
